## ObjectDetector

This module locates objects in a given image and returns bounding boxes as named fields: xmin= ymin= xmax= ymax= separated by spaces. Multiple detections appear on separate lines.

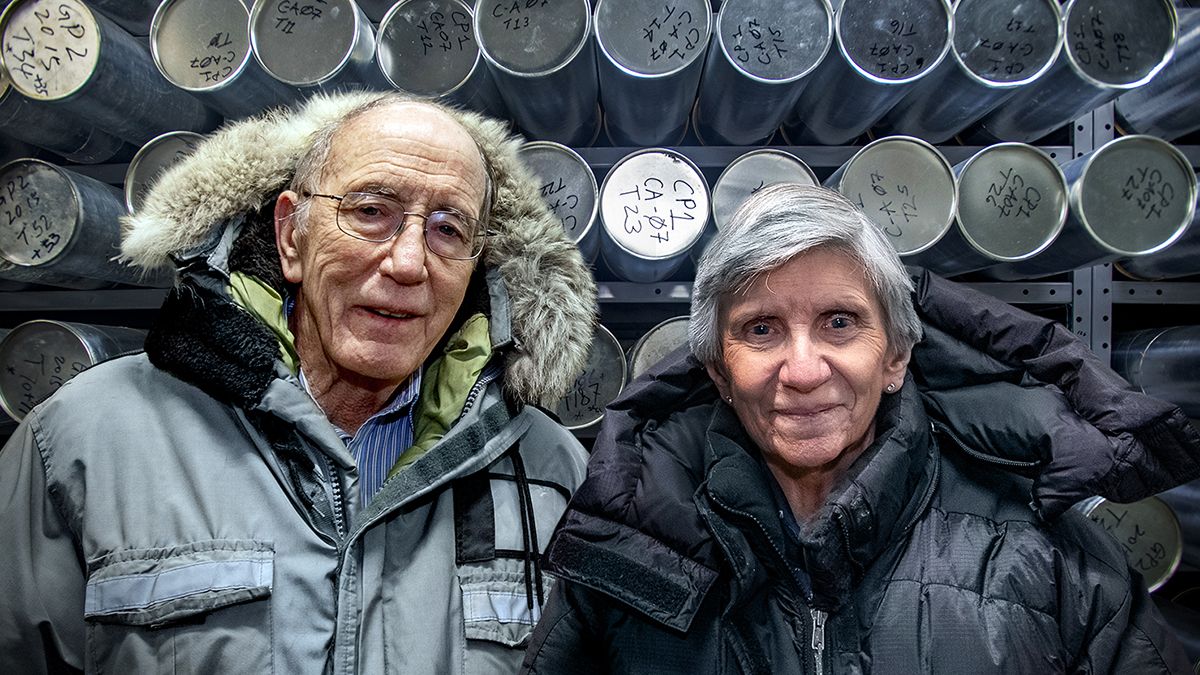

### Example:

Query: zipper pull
xmin=810 ymin=608 xmax=827 ymax=675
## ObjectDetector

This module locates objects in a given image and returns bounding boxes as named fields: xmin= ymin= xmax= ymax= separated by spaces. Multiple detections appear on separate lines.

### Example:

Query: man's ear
xmin=275 ymin=190 xmax=304 ymax=284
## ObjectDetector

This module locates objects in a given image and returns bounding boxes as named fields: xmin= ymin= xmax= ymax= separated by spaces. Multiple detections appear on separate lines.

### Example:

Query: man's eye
xmin=343 ymin=194 xmax=398 ymax=220
xmin=428 ymin=212 xmax=468 ymax=241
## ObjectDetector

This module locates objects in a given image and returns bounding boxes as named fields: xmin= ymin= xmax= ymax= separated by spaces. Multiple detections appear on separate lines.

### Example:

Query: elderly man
xmin=0 ymin=93 xmax=596 ymax=673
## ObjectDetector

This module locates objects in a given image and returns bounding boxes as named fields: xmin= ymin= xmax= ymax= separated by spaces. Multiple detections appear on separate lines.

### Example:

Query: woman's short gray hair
xmin=689 ymin=183 xmax=922 ymax=364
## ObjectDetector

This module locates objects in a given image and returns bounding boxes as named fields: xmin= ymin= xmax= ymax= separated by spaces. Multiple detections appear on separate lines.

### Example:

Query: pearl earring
xmin=724 ymin=395 xmax=732 ymax=404
xmin=886 ymin=383 xmax=896 ymax=393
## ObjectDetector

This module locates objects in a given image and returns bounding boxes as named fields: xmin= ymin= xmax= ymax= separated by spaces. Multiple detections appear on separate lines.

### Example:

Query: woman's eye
xmin=750 ymin=323 xmax=770 ymax=336
xmin=828 ymin=314 xmax=854 ymax=330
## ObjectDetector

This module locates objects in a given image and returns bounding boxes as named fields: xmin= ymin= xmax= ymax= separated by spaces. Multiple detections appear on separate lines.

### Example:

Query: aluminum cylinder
xmin=552 ymin=323 xmax=625 ymax=430
xmin=1113 ymin=326 xmax=1200 ymax=418
xmin=1116 ymin=194 xmax=1200 ymax=280
xmin=627 ymin=316 xmax=688 ymax=382
xmin=1158 ymin=478 xmax=1200 ymax=572
xmin=989 ymin=135 xmax=1197 ymax=279
xmin=474 ymin=0 xmax=599 ymax=146
xmin=0 ymin=68 xmax=127 ymax=163
xmin=377 ymin=0 xmax=507 ymax=119
xmin=711 ymin=149 xmax=817 ymax=232
xmin=0 ymin=158 xmax=172 ymax=288
xmin=0 ymin=319 xmax=146 ymax=421
xmin=692 ymin=148 xmax=818 ymax=264
xmin=880 ymin=0 xmax=1063 ymax=144
xmin=594 ymin=0 xmax=712 ymax=146
xmin=1075 ymin=494 xmax=1182 ymax=593
xmin=599 ymin=148 xmax=710 ymax=283
xmin=976 ymin=0 xmax=1178 ymax=143
xmin=0 ymin=258 xmax=104 ymax=288
xmin=825 ymin=135 xmax=957 ymax=257
xmin=784 ymin=0 xmax=952 ymax=146
xmin=251 ymin=0 xmax=388 ymax=91
xmin=518 ymin=140 xmax=599 ymax=264
xmin=693 ymin=0 xmax=832 ymax=146
xmin=85 ymin=0 xmax=159 ymax=36
xmin=124 ymin=131 xmax=205 ymax=214
xmin=152 ymin=0 xmax=299 ymax=120
xmin=1114 ymin=8 xmax=1200 ymax=142
xmin=0 ymin=0 xmax=222 ymax=146
xmin=907 ymin=143 xmax=1067 ymax=276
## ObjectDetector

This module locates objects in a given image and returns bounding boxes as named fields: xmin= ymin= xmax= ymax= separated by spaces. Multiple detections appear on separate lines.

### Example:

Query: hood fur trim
xmin=122 ymin=93 xmax=597 ymax=406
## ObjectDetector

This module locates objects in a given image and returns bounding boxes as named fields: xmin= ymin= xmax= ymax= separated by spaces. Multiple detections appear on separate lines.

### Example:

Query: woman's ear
xmin=883 ymin=348 xmax=912 ymax=389
xmin=705 ymin=361 xmax=731 ymax=402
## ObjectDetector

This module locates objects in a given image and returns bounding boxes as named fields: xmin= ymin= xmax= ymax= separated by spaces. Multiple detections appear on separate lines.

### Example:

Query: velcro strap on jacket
xmin=455 ymin=471 xmax=497 ymax=564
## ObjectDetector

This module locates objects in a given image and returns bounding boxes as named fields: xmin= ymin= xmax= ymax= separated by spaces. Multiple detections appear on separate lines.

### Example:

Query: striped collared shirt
xmin=299 ymin=367 xmax=422 ymax=507
xmin=287 ymin=295 xmax=422 ymax=506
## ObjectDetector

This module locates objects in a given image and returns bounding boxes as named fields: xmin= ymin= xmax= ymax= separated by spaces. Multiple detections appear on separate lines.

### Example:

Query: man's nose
xmin=379 ymin=216 xmax=429 ymax=282
xmin=778 ymin=334 xmax=832 ymax=391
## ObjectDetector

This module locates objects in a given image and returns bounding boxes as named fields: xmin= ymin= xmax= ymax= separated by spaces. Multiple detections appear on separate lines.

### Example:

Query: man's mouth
xmin=367 ymin=308 xmax=415 ymax=319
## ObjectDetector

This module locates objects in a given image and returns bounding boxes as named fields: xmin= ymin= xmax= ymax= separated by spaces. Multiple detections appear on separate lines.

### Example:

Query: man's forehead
xmin=335 ymin=103 xmax=473 ymax=151
xmin=324 ymin=103 xmax=485 ymax=182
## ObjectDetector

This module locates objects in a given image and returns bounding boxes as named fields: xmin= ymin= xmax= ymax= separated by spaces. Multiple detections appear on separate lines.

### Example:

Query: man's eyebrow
xmin=351 ymin=183 xmax=400 ymax=197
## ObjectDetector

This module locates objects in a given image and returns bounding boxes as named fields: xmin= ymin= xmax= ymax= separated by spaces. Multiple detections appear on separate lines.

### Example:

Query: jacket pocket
xmin=459 ymin=564 xmax=547 ymax=647
xmin=84 ymin=539 xmax=274 ymax=674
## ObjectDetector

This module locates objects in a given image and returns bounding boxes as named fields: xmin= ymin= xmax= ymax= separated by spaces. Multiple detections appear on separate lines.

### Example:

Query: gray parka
xmin=0 ymin=93 xmax=597 ymax=674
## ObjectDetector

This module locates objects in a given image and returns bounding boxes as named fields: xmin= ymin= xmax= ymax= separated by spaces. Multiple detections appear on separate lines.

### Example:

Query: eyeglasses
xmin=305 ymin=191 xmax=488 ymax=260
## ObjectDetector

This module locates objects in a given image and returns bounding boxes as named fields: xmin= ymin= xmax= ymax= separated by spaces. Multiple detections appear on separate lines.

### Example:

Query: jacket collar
xmin=702 ymin=378 xmax=937 ymax=611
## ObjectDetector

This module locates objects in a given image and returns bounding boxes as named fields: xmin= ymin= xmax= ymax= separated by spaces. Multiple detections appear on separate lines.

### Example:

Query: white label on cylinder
xmin=601 ymin=151 xmax=708 ymax=258
xmin=2 ymin=0 xmax=101 ymax=100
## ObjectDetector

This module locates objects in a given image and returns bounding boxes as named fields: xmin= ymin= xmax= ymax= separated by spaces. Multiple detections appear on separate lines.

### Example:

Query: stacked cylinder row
xmin=0 ymin=0 xmax=1198 ymax=158
xmin=5 ymin=129 xmax=1197 ymax=289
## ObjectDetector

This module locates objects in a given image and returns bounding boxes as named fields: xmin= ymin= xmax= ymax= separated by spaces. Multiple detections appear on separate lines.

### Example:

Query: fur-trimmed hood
xmin=121 ymin=92 xmax=596 ymax=406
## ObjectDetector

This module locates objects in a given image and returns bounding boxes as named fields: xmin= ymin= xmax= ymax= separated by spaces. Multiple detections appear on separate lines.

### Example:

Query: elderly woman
xmin=521 ymin=185 xmax=1199 ymax=673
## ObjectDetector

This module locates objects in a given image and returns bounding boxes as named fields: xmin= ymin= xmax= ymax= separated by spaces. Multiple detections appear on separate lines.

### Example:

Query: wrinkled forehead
xmin=324 ymin=103 xmax=488 ymax=193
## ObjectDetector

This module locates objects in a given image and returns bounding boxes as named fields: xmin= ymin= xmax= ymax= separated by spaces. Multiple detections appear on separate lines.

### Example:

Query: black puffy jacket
xmin=522 ymin=271 xmax=1200 ymax=674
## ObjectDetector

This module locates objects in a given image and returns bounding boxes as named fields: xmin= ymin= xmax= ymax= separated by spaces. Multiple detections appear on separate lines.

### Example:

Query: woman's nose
xmin=778 ymin=335 xmax=832 ymax=390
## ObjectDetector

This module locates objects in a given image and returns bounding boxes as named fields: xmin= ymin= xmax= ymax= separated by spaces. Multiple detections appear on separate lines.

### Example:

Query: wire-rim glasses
xmin=305 ymin=191 xmax=488 ymax=261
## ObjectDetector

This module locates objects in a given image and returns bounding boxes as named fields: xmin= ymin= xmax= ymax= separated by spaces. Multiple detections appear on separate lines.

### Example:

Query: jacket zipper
xmin=319 ymin=452 xmax=347 ymax=540
xmin=930 ymin=421 xmax=1038 ymax=469
xmin=455 ymin=364 xmax=502 ymax=425
xmin=811 ymin=608 xmax=827 ymax=675
xmin=707 ymin=492 xmax=824 ymax=673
